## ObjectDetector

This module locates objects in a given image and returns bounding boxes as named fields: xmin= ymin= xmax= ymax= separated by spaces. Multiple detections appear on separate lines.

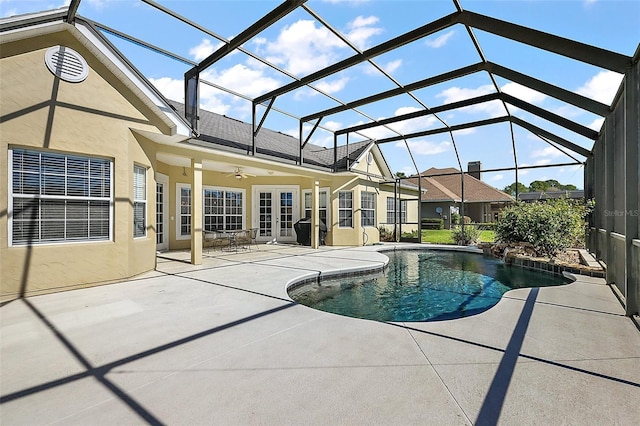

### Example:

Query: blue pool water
xmin=288 ymin=250 xmax=570 ymax=322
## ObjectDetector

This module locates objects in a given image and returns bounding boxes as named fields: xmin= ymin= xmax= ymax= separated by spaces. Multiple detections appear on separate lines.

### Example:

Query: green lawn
xmin=421 ymin=229 xmax=495 ymax=244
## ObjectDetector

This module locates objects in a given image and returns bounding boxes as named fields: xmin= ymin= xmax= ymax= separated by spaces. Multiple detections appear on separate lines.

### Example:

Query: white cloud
xmin=261 ymin=15 xmax=381 ymax=78
xmin=531 ymin=146 xmax=564 ymax=159
xmin=396 ymin=140 xmax=451 ymax=155
xmin=189 ymin=39 xmax=224 ymax=62
xmin=491 ymin=174 xmax=504 ymax=181
xmin=314 ymin=77 xmax=350 ymax=95
xmin=201 ymin=64 xmax=280 ymax=98
xmin=438 ymin=84 xmax=495 ymax=103
xmin=424 ymin=30 xmax=455 ymax=48
xmin=502 ymin=82 xmax=546 ymax=104
xmin=436 ymin=84 xmax=505 ymax=117
xmin=518 ymin=164 xmax=532 ymax=175
xmin=346 ymin=15 xmax=383 ymax=50
xmin=452 ymin=128 xmax=476 ymax=136
xmin=383 ymin=59 xmax=402 ymax=74
xmin=436 ymin=81 xmax=547 ymax=118
xmin=362 ymin=59 xmax=403 ymax=76
xmin=587 ymin=117 xmax=605 ymax=131
xmin=576 ymin=70 xmax=624 ymax=105
xmin=349 ymin=106 xmax=441 ymax=140
xmin=149 ymin=77 xmax=184 ymax=102
xmin=264 ymin=20 xmax=346 ymax=75
xmin=323 ymin=120 xmax=344 ymax=131
xmin=551 ymin=104 xmax=583 ymax=118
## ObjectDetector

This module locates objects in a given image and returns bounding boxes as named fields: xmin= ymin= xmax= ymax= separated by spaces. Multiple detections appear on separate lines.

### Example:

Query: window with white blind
xmin=133 ymin=165 xmax=146 ymax=238
xmin=203 ymin=187 xmax=244 ymax=231
xmin=338 ymin=191 xmax=353 ymax=228
xmin=9 ymin=148 xmax=112 ymax=245
xmin=303 ymin=188 xmax=329 ymax=227
xmin=361 ymin=191 xmax=376 ymax=227
xmin=176 ymin=183 xmax=191 ymax=239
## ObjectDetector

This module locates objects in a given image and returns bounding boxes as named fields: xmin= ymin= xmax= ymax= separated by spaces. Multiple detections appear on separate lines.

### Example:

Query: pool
xmin=288 ymin=249 xmax=571 ymax=322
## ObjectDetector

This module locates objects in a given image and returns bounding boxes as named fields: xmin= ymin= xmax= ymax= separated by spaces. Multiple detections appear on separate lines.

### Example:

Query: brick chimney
xmin=467 ymin=161 xmax=481 ymax=180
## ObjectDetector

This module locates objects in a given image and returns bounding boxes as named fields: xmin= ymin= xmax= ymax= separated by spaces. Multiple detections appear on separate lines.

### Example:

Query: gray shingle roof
xmin=169 ymin=101 xmax=371 ymax=171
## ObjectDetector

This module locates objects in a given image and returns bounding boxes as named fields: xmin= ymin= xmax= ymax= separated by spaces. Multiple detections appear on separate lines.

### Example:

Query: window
xmin=133 ymin=165 xmax=146 ymax=238
xmin=361 ymin=191 xmax=376 ymax=227
xmin=338 ymin=191 xmax=353 ymax=228
xmin=386 ymin=197 xmax=407 ymax=224
xmin=176 ymin=183 xmax=191 ymax=239
xmin=303 ymin=188 xmax=329 ymax=227
xmin=203 ymin=188 xmax=244 ymax=231
xmin=10 ymin=148 xmax=112 ymax=245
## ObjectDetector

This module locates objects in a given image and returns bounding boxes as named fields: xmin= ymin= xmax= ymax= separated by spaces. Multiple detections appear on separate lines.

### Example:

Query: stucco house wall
xmin=0 ymin=28 xmax=169 ymax=298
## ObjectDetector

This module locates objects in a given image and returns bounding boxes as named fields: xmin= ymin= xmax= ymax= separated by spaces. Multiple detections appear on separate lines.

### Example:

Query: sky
xmin=2 ymin=0 xmax=638 ymax=190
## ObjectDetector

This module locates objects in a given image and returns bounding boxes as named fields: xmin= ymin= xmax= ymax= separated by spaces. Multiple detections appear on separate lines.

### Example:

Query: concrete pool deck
xmin=1 ymin=243 xmax=639 ymax=425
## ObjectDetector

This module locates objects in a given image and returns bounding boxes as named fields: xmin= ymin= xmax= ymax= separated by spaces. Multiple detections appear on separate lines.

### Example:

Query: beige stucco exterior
xmin=1 ymin=27 xmax=165 ymax=299
xmin=0 ymin=21 xmax=420 ymax=301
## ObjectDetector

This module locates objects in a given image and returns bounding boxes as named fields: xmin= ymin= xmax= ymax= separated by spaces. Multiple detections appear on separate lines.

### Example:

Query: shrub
xmin=378 ymin=226 xmax=395 ymax=242
xmin=451 ymin=225 xmax=481 ymax=245
xmin=401 ymin=230 xmax=419 ymax=239
xmin=495 ymin=198 xmax=594 ymax=258
xmin=451 ymin=213 xmax=461 ymax=225
xmin=421 ymin=218 xmax=444 ymax=230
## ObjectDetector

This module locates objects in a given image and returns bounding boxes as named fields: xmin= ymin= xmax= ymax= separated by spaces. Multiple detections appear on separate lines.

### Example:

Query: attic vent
xmin=44 ymin=46 xmax=88 ymax=83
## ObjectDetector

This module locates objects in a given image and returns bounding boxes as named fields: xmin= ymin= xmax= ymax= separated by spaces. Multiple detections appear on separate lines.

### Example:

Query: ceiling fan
xmin=225 ymin=167 xmax=255 ymax=180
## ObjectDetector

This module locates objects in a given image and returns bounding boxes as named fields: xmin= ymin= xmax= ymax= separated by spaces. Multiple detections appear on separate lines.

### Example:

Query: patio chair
xmin=235 ymin=228 xmax=259 ymax=251
xmin=203 ymin=231 xmax=230 ymax=252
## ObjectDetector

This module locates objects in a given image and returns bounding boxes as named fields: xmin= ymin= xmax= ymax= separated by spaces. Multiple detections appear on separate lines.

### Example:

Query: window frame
xmin=302 ymin=187 xmax=330 ymax=230
xmin=338 ymin=191 xmax=353 ymax=228
xmin=361 ymin=191 xmax=376 ymax=227
xmin=175 ymin=183 xmax=191 ymax=240
xmin=8 ymin=147 xmax=113 ymax=246
xmin=386 ymin=197 xmax=407 ymax=224
xmin=203 ymin=186 xmax=246 ymax=232
xmin=133 ymin=164 xmax=147 ymax=238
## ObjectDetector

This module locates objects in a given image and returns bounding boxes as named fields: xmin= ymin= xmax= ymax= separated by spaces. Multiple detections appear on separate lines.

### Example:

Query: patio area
xmin=1 ymin=243 xmax=639 ymax=425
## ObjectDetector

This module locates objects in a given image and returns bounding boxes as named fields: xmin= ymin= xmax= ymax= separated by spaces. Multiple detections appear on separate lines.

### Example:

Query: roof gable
xmin=409 ymin=167 xmax=513 ymax=202
xmin=0 ymin=10 xmax=191 ymax=137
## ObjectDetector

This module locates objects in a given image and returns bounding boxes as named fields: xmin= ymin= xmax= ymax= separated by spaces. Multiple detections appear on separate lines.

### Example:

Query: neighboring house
xmin=518 ymin=190 xmax=585 ymax=202
xmin=0 ymin=10 xmax=419 ymax=299
xmin=408 ymin=165 xmax=514 ymax=228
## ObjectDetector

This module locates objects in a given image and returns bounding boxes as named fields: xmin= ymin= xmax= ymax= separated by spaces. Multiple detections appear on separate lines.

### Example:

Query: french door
xmin=253 ymin=186 xmax=299 ymax=243
xmin=155 ymin=174 xmax=169 ymax=251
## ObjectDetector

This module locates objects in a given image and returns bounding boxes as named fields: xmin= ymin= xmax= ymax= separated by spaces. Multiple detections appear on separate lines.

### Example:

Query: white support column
xmin=311 ymin=180 xmax=320 ymax=249
xmin=190 ymin=158 xmax=203 ymax=265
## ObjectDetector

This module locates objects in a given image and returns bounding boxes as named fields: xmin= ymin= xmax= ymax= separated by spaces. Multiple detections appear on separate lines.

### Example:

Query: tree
xmin=525 ymin=179 xmax=579 ymax=192
xmin=503 ymin=182 xmax=529 ymax=197
xmin=528 ymin=180 xmax=550 ymax=192
xmin=544 ymin=179 xmax=561 ymax=190
xmin=395 ymin=172 xmax=407 ymax=179
xmin=560 ymin=183 xmax=577 ymax=191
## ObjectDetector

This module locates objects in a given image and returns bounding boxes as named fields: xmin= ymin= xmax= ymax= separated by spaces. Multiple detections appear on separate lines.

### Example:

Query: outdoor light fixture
xmin=182 ymin=166 xmax=187 ymax=176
